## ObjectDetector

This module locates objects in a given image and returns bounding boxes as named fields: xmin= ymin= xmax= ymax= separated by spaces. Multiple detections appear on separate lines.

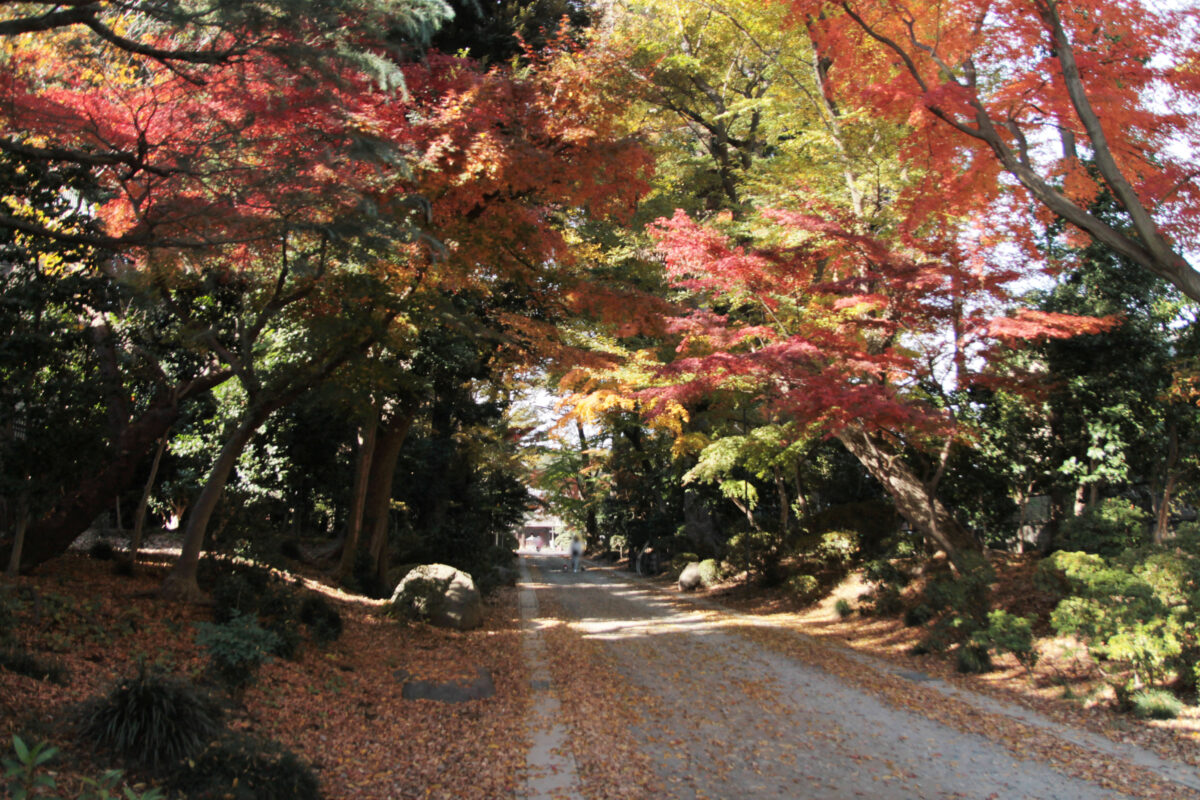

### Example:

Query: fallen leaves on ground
xmin=0 ymin=554 xmax=529 ymax=799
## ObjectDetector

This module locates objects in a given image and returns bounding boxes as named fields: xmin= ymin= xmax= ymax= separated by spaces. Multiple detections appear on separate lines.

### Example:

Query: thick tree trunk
xmin=3 ymin=370 xmax=231 ymax=572
xmin=160 ymin=400 xmax=281 ymax=601
xmin=362 ymin=409 xmax=416 ymax=593
xmin=336 ymin=409 xmax=380 ymax=580
xmin=836 ymin=426 xmax=980 ymax=565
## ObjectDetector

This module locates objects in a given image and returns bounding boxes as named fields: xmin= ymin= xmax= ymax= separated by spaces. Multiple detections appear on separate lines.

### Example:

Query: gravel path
xmin=520 ymin=553 xmax=1200 ymax=800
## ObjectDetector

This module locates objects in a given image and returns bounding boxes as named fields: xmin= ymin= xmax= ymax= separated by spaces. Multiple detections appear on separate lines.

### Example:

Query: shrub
xmin=816 ymin=530 xmax=860 ymax=567
xmin=835 ymin=598 xmax=854 ymax=619
xmin=903 ymin=604 xmax=935 ymax=628
xmin=169 ymin=732 xmax=320 ymax=800
xmin=1047 ymin=547 xmax=1199 ymax=693
xmin=88 ymin=539 xmax=116 ymax=561
xmin=1130 ymin=689 xmax=1183 ymax=720
xmin=195 ymin=611 xmax=281 ymax=691
xmin=0 ymin=648 xmax=69 ymax=685
xmin=863 ymin=585 xmax=904 ymax=616
xmin=971 ymin=610 xmax=1039 ymax=671
xmin=211 ymin=566 xmax=301 ymax=659
xmin=955 ymin=644 xmax=993 ymax=674
xmin=697 ymin=559 xmax=722 ymax=587
xmin=1056 ymin=499 xmax=1150 ymax=557
xmin=81 ymin=667 xmax=221 ymax=772
xmin=298 ymin=595 xmax=343 ymax=646
xmin=914 ymin=556 xmax=997 ymax=655
xmin=787 ymin=574 xmax=821 ymax=602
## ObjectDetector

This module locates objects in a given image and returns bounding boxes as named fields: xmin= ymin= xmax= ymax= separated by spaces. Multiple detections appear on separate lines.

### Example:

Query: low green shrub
xmin=1047 ymin=549 xmax=1185 ymax=692
xmin=697 ymin=559 xmax=722 ymax=587
xmin=1056 ymin=498 xmax=1150 ymax=557
xmin=210 ymin=565 xmax=301 ymax=659
xmin=834 ymin=598 xmax=854 ymax=619
xmin=815 ymin=530 xmax=860 ymax=567
xmin=903 ymin=604 xmax=935 ymax=628
xmin=787 ymin=574 xmax=821 ymax=602
xmin=1130 ymin=688 xmax=1183 ymax=720
xmin=955 ymin=644 xmax=993 ymax=674
xmin=88 ymin=539 xmax=116 ymax=561
xmin=81 ymin=667 xmax=222 ymax=772
xmin=195 ymin=611 xmax=280 ymax=691
xmin=0 ymin=648 xmax=69 ymax=685
xmin=970 ymin=610 xmax=1039 ymax=671
xmin=169 ymin=732 xmax=320 ymax=800
xmin=299 ymin=595 xmax=343 ymax=646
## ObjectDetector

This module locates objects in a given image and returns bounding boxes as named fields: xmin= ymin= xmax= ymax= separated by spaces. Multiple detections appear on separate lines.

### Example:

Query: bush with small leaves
xmin=816 ymin=530 xmax=860 ymax=568
xmin=834 ymin=598 xmax=854 ymax=619
xmin=903 ymin=604 xmax=935 ymax=628
xmin=82 ymin=667 xmax=221 ymax=772
xmin=697 ymin=559 xmax=722 ymax=587
xmin=1056 ymin=498 xmax=1150 ymax=557
xmin=210 ymin=566 xmax=301 ymax=659
xmin=787 ymin=574 xmax=821 ymax=602
xmin=1131 ymin=688 xmax=1183 ymax=720
xmin=169 ymin=731 xmax=320 ymax=800
xmin=1047 ymin=548 xmax=1193 ymax=692
xmin=970 ymin=610 xmax=1039 ymax=671
xmin=195 ymin=611 xmax=281 ymax=691
xmin=955 ymin=644 xmax=993 ymax=674
xmin=89 ymin=539 xmax=116 ymax=561
xmin=298 ymin=595 xmax=343 ymax=646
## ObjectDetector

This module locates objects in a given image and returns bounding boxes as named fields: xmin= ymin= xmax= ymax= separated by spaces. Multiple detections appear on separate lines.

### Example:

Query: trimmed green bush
xmin=210 ymin=565 xmax=301 ymax=659
xmin=169 ymin=732 xmax=321 ymax=800
xmin=834 ymin=598 xmax=854 ymax=619
xmin=1131 ymin=688 xmax=1183 ymax=720
xmin=195 ymin=611 xmax=280 ymax=691
xmin=81 ymin=668 xmax=221 ymax=772
xmin=787 ymin=574 xmax=821 ymax=602
xmin=299 ymin=595 xmax=343 ymax=646
xmin=955 ymin=644 xmax=993 ymax=674
xmin=697 ymin=559 xmax=722 ymax=587
xmin=816 ymin=530 xmax=860 ymax=567
xmin=1056 ymin=499 xmax=1150 ymax=557
xmin=971 ymin=610 xmax=1039 ymax=671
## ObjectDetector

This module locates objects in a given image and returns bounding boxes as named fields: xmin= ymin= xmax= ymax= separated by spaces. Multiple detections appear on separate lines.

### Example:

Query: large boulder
xmin=390 ymin=564 xmax=483 ymax=631
xmin=678 ymin=561 xmax=704 ymax=592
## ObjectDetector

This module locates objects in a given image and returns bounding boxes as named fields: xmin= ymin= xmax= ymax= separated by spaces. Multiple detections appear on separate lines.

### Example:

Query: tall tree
xmin=782 ymin=0 xmax=1200 ymax=300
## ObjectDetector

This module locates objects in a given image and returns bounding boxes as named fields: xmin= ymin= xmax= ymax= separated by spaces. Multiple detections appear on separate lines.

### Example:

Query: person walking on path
xmin=569 ymin=536 xmax=584 ymax=573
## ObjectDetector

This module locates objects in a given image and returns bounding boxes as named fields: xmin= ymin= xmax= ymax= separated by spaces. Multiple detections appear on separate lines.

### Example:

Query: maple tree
xmin=779 ymin=0 xmax=1200 ymax=301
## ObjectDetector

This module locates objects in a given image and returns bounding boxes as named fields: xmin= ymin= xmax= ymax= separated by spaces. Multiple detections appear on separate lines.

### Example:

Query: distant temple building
xmin=520 ymin=511 xmax=563 ymax=550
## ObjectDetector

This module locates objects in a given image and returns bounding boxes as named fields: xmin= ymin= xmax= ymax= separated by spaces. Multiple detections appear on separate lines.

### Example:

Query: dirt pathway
xmin=518 ymin=553 xmax=1200 ymax=800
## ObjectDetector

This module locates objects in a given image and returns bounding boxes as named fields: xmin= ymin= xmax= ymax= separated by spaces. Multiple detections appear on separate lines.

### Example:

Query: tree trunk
xmin=130 ymin=432 xmax=169 ymax=565
xmin=336 ymin=408 xmax=380 ymax=580
xmin=5 ymin=496 xmax=28 ymax=578
xmin=1155 ymin=420 xmax=1180 ymax=544
xmin=160 ymin=401 xmax=280 ymax=602
xmin=362 ymin=409 xmax=416 ymax=593
xmin=836 ymin=426 xmax=980 ymax=565
xmin=3 ymin=370 xmax=230 ymax=571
